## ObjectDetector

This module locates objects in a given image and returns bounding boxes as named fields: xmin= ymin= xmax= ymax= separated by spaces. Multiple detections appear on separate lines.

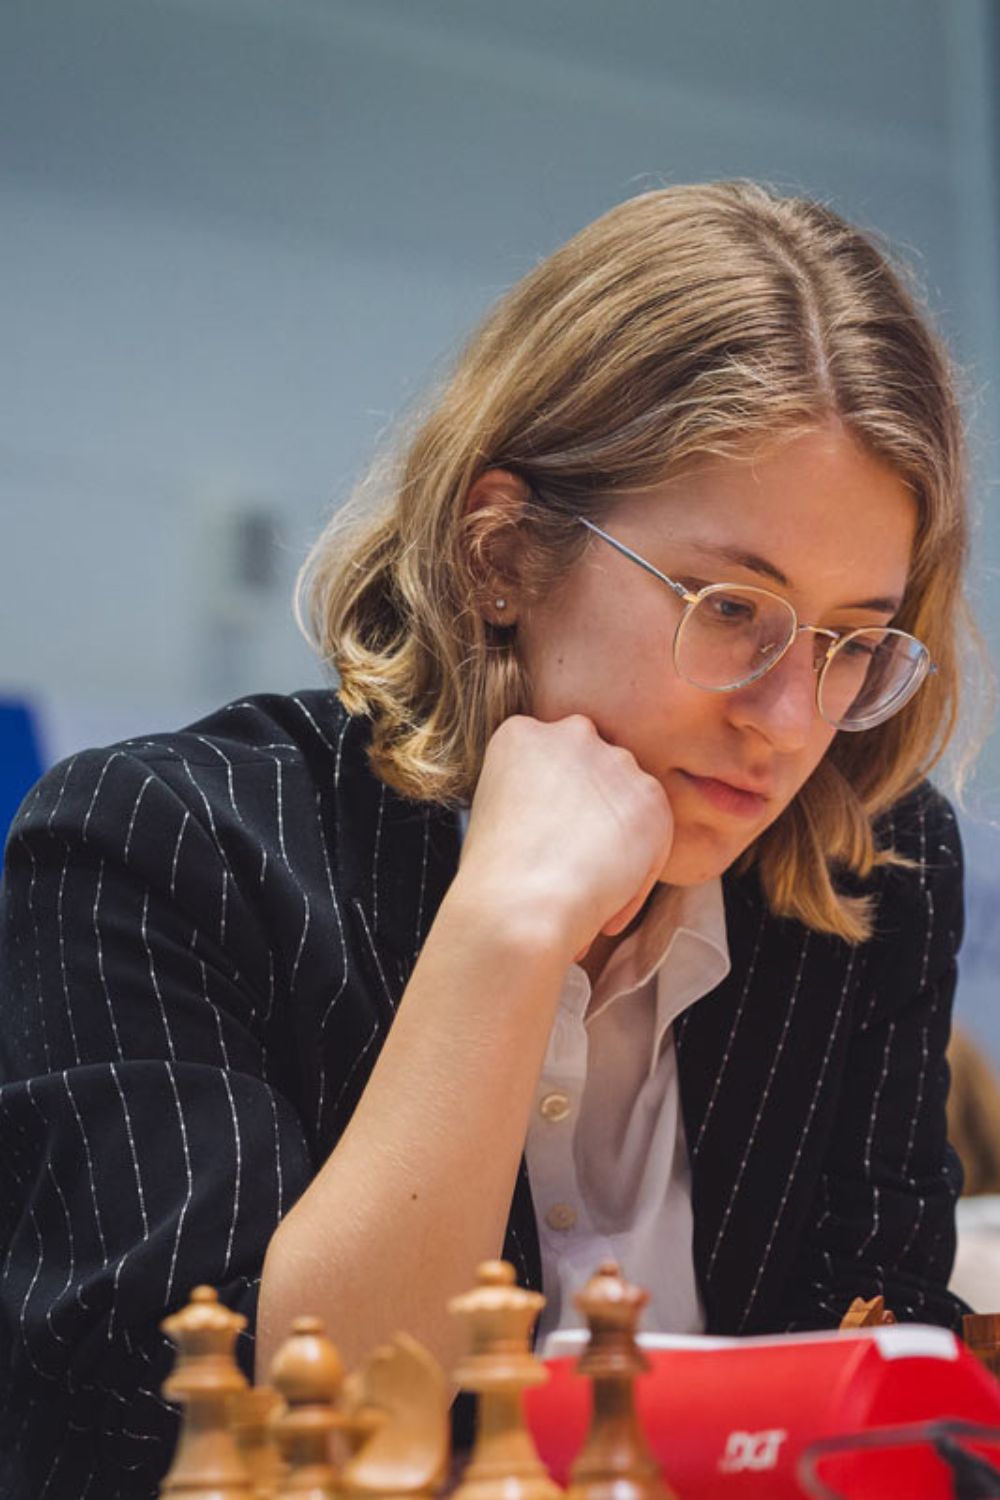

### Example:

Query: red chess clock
xmin=524 ymin=1325 xmax=1000 ymax=1499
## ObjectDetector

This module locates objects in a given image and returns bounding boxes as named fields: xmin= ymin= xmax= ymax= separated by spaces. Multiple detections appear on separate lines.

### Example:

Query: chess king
xmin=0 ymin=181 xmax=980 ymax=1498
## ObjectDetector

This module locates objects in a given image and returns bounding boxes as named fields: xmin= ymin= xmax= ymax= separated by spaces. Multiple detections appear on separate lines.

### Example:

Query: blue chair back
xmin=0 ymin=698 xmax=45 ymax=848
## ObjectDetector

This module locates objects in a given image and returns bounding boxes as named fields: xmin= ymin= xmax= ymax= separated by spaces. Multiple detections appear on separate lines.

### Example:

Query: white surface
xmin=950 ymin=1211 xmax=1000 ymax=1313
xmin=541 ymin=1324 xmax=961 ymax=1361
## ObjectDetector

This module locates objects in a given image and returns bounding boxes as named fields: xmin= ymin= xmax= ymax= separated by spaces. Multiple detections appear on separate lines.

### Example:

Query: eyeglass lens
xmin=819 ymin=629 xmax=928 ymax=728
xmin=675 ymin=587 xmax=928 ymax=729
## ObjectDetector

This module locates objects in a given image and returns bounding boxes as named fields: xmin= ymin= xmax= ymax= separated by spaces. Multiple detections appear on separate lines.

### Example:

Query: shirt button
xmin=539 ymin=1091 xmax=572 ymax=1123
xmin=545 ymin=1203 xmax=578 ymax=1232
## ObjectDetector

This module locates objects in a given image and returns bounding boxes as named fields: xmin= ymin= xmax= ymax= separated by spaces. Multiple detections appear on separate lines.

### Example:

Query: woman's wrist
xmin=436 ymin=870 xmax=579 ymax=976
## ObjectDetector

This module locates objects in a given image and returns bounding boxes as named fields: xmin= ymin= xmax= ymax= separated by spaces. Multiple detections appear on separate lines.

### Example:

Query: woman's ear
xmin=463 ymin=468 xmax=530 ymax=625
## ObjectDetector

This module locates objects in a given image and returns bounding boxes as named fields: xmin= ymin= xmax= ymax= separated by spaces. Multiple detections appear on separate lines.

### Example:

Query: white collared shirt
xmin=525 ymin=878 xmax=731 ymax=1343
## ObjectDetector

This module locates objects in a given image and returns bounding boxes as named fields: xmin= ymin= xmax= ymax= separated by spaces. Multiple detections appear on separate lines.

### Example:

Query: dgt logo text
xmin=718 ymin=1429 xmax=788 ymax=1473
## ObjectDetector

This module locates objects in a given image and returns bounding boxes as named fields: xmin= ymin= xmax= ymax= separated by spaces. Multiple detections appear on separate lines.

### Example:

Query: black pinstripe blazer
xmin=0 ymin=690 xmax=966 ymax=1499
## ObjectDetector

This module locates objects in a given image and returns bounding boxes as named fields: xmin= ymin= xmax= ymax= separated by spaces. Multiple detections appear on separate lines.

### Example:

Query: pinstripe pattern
xmin=736 ymin=949 xmax=857 ymax=1330
xmin=705 ymin=930 xmax=812 ymax=1281
xmin=675 ymin=782 xmax=964 ymax=1337
xmin=689 ymin=907 xmax=766 ymax=1159
xmin=0 ymin=692 xmax=468 ymax=1498
xmin=0 ymin=692 xmax=966 ymax=1497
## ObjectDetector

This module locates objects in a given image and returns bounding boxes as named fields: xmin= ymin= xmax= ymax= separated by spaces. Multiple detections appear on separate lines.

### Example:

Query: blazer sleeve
xmin=0 ymin=747 xmax=316 ymax=1500
xmin=778 ymin=786 xmax=967 ymax=1331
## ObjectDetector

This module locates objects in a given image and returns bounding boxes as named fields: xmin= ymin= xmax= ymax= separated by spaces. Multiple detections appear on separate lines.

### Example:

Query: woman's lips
xmin=678 ymin=770 xmax=769 ymax=819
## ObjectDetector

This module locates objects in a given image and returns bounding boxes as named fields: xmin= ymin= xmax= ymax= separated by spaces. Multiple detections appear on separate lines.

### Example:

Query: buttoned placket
xmin=529 ymin=966 xmax=595 ymax=1258
xmin=525 ymin=880 xmax=730 ymax=1344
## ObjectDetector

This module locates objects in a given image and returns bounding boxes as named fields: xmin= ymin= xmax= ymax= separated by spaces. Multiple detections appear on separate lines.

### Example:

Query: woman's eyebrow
xmin=683 ymin=539 xmax=790 ymax=587
xmin=683 ymin=540 xmax=902 ymax=612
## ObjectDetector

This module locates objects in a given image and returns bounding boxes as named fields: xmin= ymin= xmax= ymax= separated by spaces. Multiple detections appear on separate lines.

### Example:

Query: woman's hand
xmin=455 ymin=714 xmax=674 ymax=965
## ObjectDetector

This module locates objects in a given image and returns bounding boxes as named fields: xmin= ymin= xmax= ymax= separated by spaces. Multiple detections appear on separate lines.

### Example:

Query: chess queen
xmin=0 ymin=182 xmax=980 ymax=1498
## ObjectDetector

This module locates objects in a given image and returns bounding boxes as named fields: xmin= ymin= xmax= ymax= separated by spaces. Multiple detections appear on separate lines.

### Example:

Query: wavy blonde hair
xmin=299 ymin=181 xmax=975 ymax=942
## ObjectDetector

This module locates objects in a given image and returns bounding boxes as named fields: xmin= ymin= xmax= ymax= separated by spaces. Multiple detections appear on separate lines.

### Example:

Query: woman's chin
xmin=657 ymin=823 xmax=759 ymax=887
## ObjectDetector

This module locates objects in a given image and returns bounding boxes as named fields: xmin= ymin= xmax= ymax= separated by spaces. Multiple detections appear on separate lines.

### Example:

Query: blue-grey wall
xmin=2 ymin=0 xmax=998 ymax=1036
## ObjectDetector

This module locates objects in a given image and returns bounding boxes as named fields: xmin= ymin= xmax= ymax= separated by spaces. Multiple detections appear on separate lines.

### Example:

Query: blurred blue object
xmin=955 ymin=812 xmax=1000 ymax=1062
xmin=0 ymin=698 xmax=44 ymax=846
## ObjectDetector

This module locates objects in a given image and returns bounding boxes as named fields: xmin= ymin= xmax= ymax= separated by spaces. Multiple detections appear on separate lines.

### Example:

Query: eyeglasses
xmin=577 ymin=517 xmax=935 ymax=732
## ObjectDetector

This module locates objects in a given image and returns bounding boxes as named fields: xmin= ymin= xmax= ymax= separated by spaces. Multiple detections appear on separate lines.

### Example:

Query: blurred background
xmin=2 ymin=0 xmax=999 ymax=1039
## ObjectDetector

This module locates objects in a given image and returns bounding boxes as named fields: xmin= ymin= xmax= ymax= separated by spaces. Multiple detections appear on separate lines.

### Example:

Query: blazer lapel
xmin=677 ymin=871 xmax=861 ymax=1333
xmin=332 ymin=714 xmax=462 ymax=1014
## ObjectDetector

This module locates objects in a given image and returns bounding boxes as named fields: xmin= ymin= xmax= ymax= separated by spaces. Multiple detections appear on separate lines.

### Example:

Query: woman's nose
xmin=725 ymin=635 xmax=821 ymax=751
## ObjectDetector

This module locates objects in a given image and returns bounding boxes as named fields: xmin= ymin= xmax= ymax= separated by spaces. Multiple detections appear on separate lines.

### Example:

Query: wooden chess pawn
xmin=160 ymin=1284 xmax=255 ymax=1498
xmin=449 ymin=1260 xmax=561 ymax=1500
xmin=564 ymin=1263 xmax=672 ymax=1500
xmin=269 ymin=1315 xmax=348 ymax=1499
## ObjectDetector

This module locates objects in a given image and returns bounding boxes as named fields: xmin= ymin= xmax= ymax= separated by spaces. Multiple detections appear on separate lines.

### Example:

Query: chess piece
xmin=160 ymin=1284 xmax=255 ymax=1498
xmin=564 ymin=1263 xmax=672 ymax=1500
xmin=270 ymin=1315 xmax=347 ymax=1499
xmin=839 ymin=1295 xmax=896 ymax=1329
xmin=230 ymin=1385 xmax=285 ymax=1497
xmin=339 ymin=1366 xmax=385 ymax=1465
xmin=341 ymin=1333 xmax=450 ymax=1497
xmin=449 ymin=1260 xmax=561 ymax=1500
xmin=963 ymin=1312 xmax=1000 ymax=1379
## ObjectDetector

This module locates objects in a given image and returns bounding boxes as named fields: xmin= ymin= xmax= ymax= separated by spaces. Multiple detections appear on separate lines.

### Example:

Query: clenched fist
xmin=456 ymin=715 xmax=674 ymax=967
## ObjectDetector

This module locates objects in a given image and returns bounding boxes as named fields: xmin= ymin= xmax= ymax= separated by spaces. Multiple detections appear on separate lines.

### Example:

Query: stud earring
xmin=494 ymin=597 xmax=507 ymax=611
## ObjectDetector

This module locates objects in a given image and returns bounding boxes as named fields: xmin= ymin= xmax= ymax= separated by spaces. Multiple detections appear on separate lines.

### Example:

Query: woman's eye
xmin=839 ymin=635 xmax=878 ymax=660
xmin=707 ymin=592 xmax=756 ymax=624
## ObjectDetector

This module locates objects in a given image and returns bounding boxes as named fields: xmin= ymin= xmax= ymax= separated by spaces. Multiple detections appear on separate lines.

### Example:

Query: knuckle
xmin=633 ymin=771 xmax=670 ymax=821
xmin=494 ymin=713 xmax=530 ymax=745
xmin=641 ymin=768 xmax=667 ymax=802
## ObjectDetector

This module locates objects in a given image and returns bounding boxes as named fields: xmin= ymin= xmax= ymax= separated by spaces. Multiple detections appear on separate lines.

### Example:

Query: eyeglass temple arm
xmin=576 ymin=516 xmax=692 ymax=602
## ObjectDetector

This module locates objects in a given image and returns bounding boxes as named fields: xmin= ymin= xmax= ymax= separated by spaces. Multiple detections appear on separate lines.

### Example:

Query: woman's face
xmin=516 ymin=424 xmax=918 ymax=886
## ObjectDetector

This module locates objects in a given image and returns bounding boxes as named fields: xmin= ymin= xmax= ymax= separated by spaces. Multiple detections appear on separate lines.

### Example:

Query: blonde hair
xmin=299 ymin=180 xmax=974 ymax=943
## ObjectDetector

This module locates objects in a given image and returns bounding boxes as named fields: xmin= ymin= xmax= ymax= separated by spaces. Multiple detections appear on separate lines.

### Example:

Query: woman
xmin=0 ymin=182 xmax=975 ymax=1498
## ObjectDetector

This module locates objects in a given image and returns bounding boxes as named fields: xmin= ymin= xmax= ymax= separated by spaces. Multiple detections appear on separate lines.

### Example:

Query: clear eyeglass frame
xmin=576 ymin=516 xmax=936 ymax=733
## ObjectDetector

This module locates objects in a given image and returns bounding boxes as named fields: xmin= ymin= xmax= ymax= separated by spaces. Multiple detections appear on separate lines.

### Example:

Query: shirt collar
xmin=562 ymin=879 xmax=730 ymax=1079
xmin=650 ymin=879 xmax=730 ymax=1075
